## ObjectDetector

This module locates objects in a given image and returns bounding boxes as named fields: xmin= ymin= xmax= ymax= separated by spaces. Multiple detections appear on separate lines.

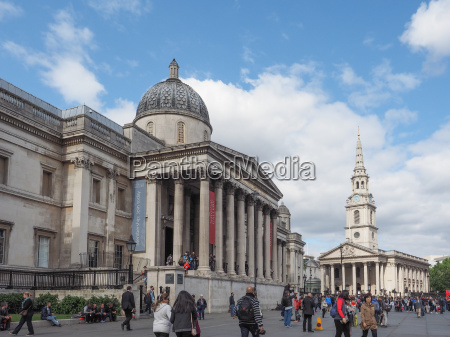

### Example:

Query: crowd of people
xmin=83 ymin=302 xmax=117 ymax=323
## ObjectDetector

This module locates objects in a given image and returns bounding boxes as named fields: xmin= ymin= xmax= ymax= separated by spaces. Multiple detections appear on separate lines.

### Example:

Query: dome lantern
xmin=169 ymin=59 xmax=179 ymax=79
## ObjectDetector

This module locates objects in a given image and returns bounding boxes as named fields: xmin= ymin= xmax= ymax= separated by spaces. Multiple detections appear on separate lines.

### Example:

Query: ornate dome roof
xmin=278 ymin=201 xmax=290 ymax=215
xmin=136 ymin=59 xmax=210 ymax=123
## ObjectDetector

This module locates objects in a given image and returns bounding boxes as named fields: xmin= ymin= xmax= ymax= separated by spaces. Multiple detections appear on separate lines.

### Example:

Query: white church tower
xmin=345 ymin=131 xmax=378 ymax=250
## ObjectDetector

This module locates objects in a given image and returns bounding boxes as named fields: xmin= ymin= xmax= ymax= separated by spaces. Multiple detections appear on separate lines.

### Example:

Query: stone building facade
xmin=318 ymin=134 xmax=429 ymax=296
xmin=0 ymin=60 xmax=305 ymax=298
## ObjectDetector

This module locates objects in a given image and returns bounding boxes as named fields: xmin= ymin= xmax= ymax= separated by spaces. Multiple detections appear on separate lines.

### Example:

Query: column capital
xmin=196 ymin=167 xmax=209 ymax=180
xmin=270 ymin=209 xmax=279 ymax=220
xmin=236 ymin=189 xmax=246 ymax=201
xmin=263 ymin=206 xmax=270 ymax=216
xmin=173 ymin=176 xmax=184 ymax=185
xmin=225 ymin=182 xmax=236 ymax=195
xmin=71 ymin=156 xmax=94 ymax=170
xmin=246 ymin=195 xmax=255 ymax=206
xmin=256 ymin=201 xmax=264 ymax=211
xmin=213 ymin=179 xmax=224 ymax=190
xmin=106 ymin=167 xmax=120 ymax=180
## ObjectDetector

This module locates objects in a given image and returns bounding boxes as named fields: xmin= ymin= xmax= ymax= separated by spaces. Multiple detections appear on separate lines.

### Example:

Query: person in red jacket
xmin=294 ymin=296 xmax=302 ymax=322
xmin=334 ymin=290 xmax=351 ymax=337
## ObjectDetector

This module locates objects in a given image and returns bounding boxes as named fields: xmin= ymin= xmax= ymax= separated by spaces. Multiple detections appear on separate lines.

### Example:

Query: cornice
xmin=63 ymin=135 xmax=129 ymax=162
xmin=0 ymin=185 xmax=63 ymax=207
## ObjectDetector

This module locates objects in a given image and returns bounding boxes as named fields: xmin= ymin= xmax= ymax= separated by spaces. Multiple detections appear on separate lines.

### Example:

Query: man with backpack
xmin=236 ymin=286 xmax=265 ymax=337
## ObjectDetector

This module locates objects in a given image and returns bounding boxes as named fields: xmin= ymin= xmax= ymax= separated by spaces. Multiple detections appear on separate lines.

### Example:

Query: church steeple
xmin=354 ymin=128 xmax=366 ymax=175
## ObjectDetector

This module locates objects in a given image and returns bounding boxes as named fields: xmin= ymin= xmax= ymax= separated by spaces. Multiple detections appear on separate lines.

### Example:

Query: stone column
xmin=105 ymin=168 xmax=118 ymax=267
xmin=226 ymin=184 xmax=236 ymax=276
xmin=363 ymin=262 xmax=368 ymax=292
xmin=271 ymin=211 xmax=278 ymax=282
xmin=182 ymin=188 xmax=191 ymax=255
xmin=321 ymin=265 xmax=325 ymax=293
xmin=330 ymin=264 xmax=335 ymax=294
xmin=256 ymin=203 xmax=264 ymax=280
xmin=71 ymin=157 xmax=93 ymax=265
xmin=281 ymin=242 xmax=286 ymax=283
xmin=173 ymin=178 xmax=184 ymax=262
xmin=277 ymin=241 xmax=283 ymax=282
xmin=198 ymin=174 xmax=210 ymax=272
xmin=263 ymin=207 xmax=271 ymax=280
xmin=342 ymin=263 xmax=346 ymax=291
xmin=352 ymin=263 xmax=357 ymax=295
xmin=193 ymin=196 xmax=200 ymax=256
xmin=375 ymin=261 xmax=380 ymax=295
xmin=399 ymin=265 xmax=403 ymax=295
xmin=380 ymin=263 xmax=384 ymax=291
xmin=247 ymin=196 xmax=255 ymax=279
xmin=236 ymin=190 xmax=246 ymax=277
xmin=214 ymin=180 xmax=224 ymax=273
xmin=289 ymin=249 xmax=297 ymax=284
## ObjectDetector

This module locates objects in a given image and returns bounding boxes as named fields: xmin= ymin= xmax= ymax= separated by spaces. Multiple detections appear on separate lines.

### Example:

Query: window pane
xmin=0 ymin=157 xmax=6 ymax=185
xmin=42 ymin=171 xmax=52 ymax=197
xmin=114 ymin=245 xmax=123 ymax=269
xmin=38 ymin=236 xmax=50 ymax=268
xmin=88 ymin=240 xmax=99 ymax=268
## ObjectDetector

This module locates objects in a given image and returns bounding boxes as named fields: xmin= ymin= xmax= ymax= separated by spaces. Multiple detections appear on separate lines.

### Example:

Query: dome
xmin=278 ymin=201 xmax=290 ymax=215
xmin=136 ymin=59 xmax=210 ymax=124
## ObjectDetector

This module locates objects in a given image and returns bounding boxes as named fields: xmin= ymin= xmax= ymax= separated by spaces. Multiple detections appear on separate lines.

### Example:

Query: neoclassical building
xmin=318 ymin=134 xmax=429 ymax=296
xmin=0 ymin=60 xmax=305 ymax=304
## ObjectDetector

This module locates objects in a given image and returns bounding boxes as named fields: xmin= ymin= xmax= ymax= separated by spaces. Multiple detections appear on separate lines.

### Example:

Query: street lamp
xmin=126 ymin=235 xmax=137 ymax=284
xmin=303 ymin=274 xmax=307 ymax=294
xmin=309 ymin=267 xmax=312 ymax=293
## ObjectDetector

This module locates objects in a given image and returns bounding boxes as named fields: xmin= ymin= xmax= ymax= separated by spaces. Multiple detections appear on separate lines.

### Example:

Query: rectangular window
xmin=114 ymin=245 xmax=123 ymax=269
xmin=117 ymin=188 xmax=125 ymax=211
xmin=38 ymin=236 xmax=50 ymax=268
xmin=42 ymin=171 xmax=53 ymax=197
xmin=0 ymin=229 xmax=5 ymax=264
xmin=0 ymin=157 xmax=7 ymax=185
xmin=88 ymin=239 xmax=99 ymax=268
xmin=92 ymin=179 xmax=101 ymax=204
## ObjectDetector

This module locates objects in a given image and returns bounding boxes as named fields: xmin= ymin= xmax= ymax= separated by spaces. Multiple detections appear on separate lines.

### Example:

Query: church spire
xmin=354 ymin=129 xmax=366 ymax=174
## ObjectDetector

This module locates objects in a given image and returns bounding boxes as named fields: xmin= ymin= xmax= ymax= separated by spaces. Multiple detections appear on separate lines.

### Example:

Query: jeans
xmin=362 ymin=329 xmax=378 ymax=337
xmin=334 ymin=319 xmax=350 ymax=337
xmin=230 ymin=304 xmax=235 ymax=317
xmin=12 ymin=311 xmax=34 ymax=335
xmin=283 ymin=307 xmax=292 ymax=326
xmin=154 ymin=333 xmax=169 ymax=337
xmin=303 ymin=314 xmax=312 ymax=331
xmin=198 ymin=307 xmax=205 ymax=319
xmin=176 ymin=332 xmax=193 ymax=337
xmin=46 ymin=315 xmax=60 ymax=326
xmin=240 ymin=324 xmax=259 ymax=337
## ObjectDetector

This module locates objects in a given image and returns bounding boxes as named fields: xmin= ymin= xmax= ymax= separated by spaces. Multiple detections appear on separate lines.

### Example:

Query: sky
xmin=1 ymin=0 xmax=450 ymax=260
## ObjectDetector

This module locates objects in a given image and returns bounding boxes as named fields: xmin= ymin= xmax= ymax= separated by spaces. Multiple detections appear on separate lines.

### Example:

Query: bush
xmin=86 ymin=295 xmax=120 ymax=311
xmin=58 ymin=295 xmax=86 ymax=314
xmin=0 ymin=293 xmax=25 ymax=314
xmin=34 ymin=293 xmax=60 ymax=312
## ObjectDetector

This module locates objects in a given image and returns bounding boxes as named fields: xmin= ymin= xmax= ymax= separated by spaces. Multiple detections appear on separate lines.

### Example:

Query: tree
xmin=430 ymin=258 xmax=450 ymax=293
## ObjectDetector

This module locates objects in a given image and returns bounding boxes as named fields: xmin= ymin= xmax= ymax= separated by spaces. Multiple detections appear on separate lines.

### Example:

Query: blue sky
xmin=1 ymin=0 xmax=450 ymax=259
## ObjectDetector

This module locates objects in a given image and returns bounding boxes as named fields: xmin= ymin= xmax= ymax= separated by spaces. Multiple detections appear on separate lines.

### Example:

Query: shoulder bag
xmin=191 ymin=312 xmax=197 ymax=336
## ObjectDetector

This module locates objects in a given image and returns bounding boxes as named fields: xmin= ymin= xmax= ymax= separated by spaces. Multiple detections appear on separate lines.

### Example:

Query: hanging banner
xmin=132 ymin=179 xmax=147 ymax=252
xmin=209 ymin=191 xmax=215 ymax=244
xmin=270 ymin=222 xmax=273 ymax=261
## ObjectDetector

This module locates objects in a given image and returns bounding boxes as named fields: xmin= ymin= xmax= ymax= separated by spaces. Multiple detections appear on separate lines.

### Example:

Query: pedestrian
xmin=334 ymin=290 xmax=351 ymax=337
xmin=322 ymin=297 xmax=328 ymax=318
xmin=166 ymin=254 xmax=173 ymax=266
xmin=153 ymin=293 xmax=172 ymax=337
xmin=10 ymin=292 xmax=34 ymax=336
xmin=230 ymin=292 xmax=236 ymax=317
xmin=196 ymin=294 xmax=207 ymax=320
xmin=281 ymin=290 xmax=297 ymax=327
xmin=302 ymin=292 xmax=315 ymax=333
xmin=414 ymin=296 xmax=421 ymax=318
xmin=121 ymin=286 xmax=136 ymax=331
xmin=236 ymin=286 xmax=265 ymax=337
xmin=143 ymin=266 xmax=148 ymax=288
xmin=170 ymin=290 xmax=198 ymax=337
xmin=0 ymin=302 xmax=11 ymax=331
xmin=360 ymin=293 xmax=377 ymax=337
xmin=40 ymin=302 xmax=62 ymax=327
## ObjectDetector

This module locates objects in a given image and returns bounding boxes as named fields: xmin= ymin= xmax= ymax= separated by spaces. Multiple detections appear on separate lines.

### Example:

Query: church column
xmin=271 ymin=210 xmax=278 ymax=282
xmin=321 ymin=265 xmax=325 ymax=293
xmin=237 ymin=190 xmax=246 ymax=277
xmin=182 ymin=188 xmax=191 ymax=255
xmin=375 ymin=261 xmax=380 ymax=295
xmin=352 ymin=263 xmax=357 ymax=295
xmin=214 ymin=180 xmax=224 ymax=273
xmin=277 ymin=241 xmax=283 ymax=282
xmin=256 ymin=202 xmax=264 ymax=279
xmin=247 ymin=196 xmax=255 ymax=279
xmin=342 ymin=263 xmax=346 ymax=291
xmin=105 ymin=168 xmax=118 ymax=267
xmin=193 ymin=197 xmax=200 ymax=257
xmin=173 ymin=178 xmax=184 ymax=262
xmin=281 ymin=242 xmax=286 ymax=283
xmin=70 ymin=157 xmax=93 ymax=265
xmin=145 ymin=177 xmax=162 ymax=266
xmin=399 ymin=265 xmax=403 ymax=295
xmin=363 ymin=262 xmax=368 ymax=292
xmin=330 ymin=264 xmax=335 ymax=294
xmin=264 ymin=207 xmax=271 ymax=280
xmin=197 ymin=173 xmax=210 ymax=272
xmin=380 ymin=263 xmax=384 ymax=292
xmin=226 ymin=184 xmax=236 ymax=276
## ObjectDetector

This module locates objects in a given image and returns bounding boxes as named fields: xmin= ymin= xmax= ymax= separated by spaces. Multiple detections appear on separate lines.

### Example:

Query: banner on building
xmin=209 ymin=191 xmax=215 ymax=244
xmin=270 ymin=222 xmax=273 ymax=261
xmin=132 ymin=179 xmax=147 ymax=252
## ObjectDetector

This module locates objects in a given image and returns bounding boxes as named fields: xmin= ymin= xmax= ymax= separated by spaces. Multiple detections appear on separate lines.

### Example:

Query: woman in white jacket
xmin=153 ymin=293 xmax=172 ymax=337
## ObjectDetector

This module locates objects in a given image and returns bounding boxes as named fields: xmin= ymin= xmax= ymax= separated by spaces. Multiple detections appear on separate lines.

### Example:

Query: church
xmin=318 ymin=134 xmax=429 ymax=297
xmin=0 ymin=60 xmax=305 ymax=311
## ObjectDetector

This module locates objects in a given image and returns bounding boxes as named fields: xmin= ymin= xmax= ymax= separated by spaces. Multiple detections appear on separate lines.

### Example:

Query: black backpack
xmin=237 ymin=296 xmax=254 ymax=320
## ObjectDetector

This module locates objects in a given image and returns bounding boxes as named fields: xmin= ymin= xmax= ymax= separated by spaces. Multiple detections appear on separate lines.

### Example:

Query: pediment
xmin=319 ymin=242 xmax=377 ymax=260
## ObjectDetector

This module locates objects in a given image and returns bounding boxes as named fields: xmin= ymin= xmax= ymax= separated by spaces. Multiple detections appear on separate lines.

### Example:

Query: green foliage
xmin=430 ymin=258 xmax=450 ymax=293
xmin=58 ymin=295 xmax=86 ymax=314
xmin=33 ymin=292 xmax=60 ymax=312
xmin=0 ymin=293 xmax=25 ymax=314
xmin=86 ymin=295 xmax=120 ymax=310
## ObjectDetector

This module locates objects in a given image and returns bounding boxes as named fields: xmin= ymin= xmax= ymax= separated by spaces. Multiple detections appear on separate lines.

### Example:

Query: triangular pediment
xmin=319 ymin=242 xmax=379 ymax=260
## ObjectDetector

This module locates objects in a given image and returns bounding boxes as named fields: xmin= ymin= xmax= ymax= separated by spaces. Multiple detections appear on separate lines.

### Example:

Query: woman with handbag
xmin=170 ymin=290 xmax=198 ymax=337
xmin=360 ymin=293 xmax=377 ymax=337
xmin=10 ymin=292 xmax=34 ymax=336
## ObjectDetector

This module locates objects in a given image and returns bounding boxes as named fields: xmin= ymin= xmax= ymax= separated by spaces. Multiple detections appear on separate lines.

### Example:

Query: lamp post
xmin=126 ymin=235 xmax=137 ymax=284
xmin=303 ymin=274 xmax=307 ymax=294
xmin=309 ymin=267 xmax=312 ymax=293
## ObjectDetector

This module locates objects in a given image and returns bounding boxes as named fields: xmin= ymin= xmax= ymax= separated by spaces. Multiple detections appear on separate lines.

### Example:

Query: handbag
xmin=20 ymin=309 xmax=28 ymax=316
xmin=190 ymin=313 xmax=197 ymax=336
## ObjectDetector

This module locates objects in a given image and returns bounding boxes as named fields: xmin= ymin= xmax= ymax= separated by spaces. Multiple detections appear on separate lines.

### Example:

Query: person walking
xmin=10 ymin=292 xmax=34 ymax=336
xmin=321 ymin=297 xmax=328 ymax=318
xmin=144 ymin=289 xmax=153 ymax=314
xmin=302 ymin=292 xmax=315 ymax=333
xmin=360 ymin=293 xmax=377 ymax=337
xmin=196 ymin=294 xmax=207 ymax=320
xmin=230 ymin=292 xmax=236 ymax=317
xmin=236 ymin=286 xmax=265 ymax=337
xmin=333 ymin=290 xmax=351 ymax=337
xmin=414 ymin=296 xmax=421 ymax=318
xmin=153 ymin=293 xmax=172 ymax=337
xmin=121 ymin=286 xmax=136 ymax=331
xmin=170 ymin=290 xmax=198 ymax=337
xmin=281 ymin=290 xmax=297 ymax=327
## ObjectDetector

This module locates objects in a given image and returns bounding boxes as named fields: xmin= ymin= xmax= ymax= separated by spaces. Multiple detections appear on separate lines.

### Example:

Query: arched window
xmin=361 ymin=181 xmax=364 ymax=189
xmin=177 ymin=121 xmax=185 ymax=144
xmin=334 ymin=267 xmax=340 ymax=279
xmin=354 ymin=210 xmax=360 ymax=224
xmin=204 ymin=130 xmax=208 ymax=141
xmin=146 ymin=121 xmax=154 ymax=136
xmin=356 ymin=181 xmax=359 ymax=189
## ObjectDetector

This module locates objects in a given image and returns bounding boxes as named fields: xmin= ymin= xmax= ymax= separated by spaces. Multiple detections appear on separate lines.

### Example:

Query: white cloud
xmin=0 ymin=1 xmax=22 ymax=21
xmin=182 ymin=64 xmax=449 ymax=259
xmin=88 ymin=0 xmax=151 ymax=18
xmin=105 ymin=98 xmax=136 ymax=126
xmin=243 ymin=46 xmax=255 ymax=63
xmin=400 ymin=0 xmax=450 ymax=73
xmin=338 ymin=64 xmax=367 ymax=86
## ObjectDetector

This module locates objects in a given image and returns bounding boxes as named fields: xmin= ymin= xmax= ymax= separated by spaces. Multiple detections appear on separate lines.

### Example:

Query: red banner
xmin=209 ymin=191 xmax=215 ymax=244
xmin=270 ymin=222 xmax=273 ymax=261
